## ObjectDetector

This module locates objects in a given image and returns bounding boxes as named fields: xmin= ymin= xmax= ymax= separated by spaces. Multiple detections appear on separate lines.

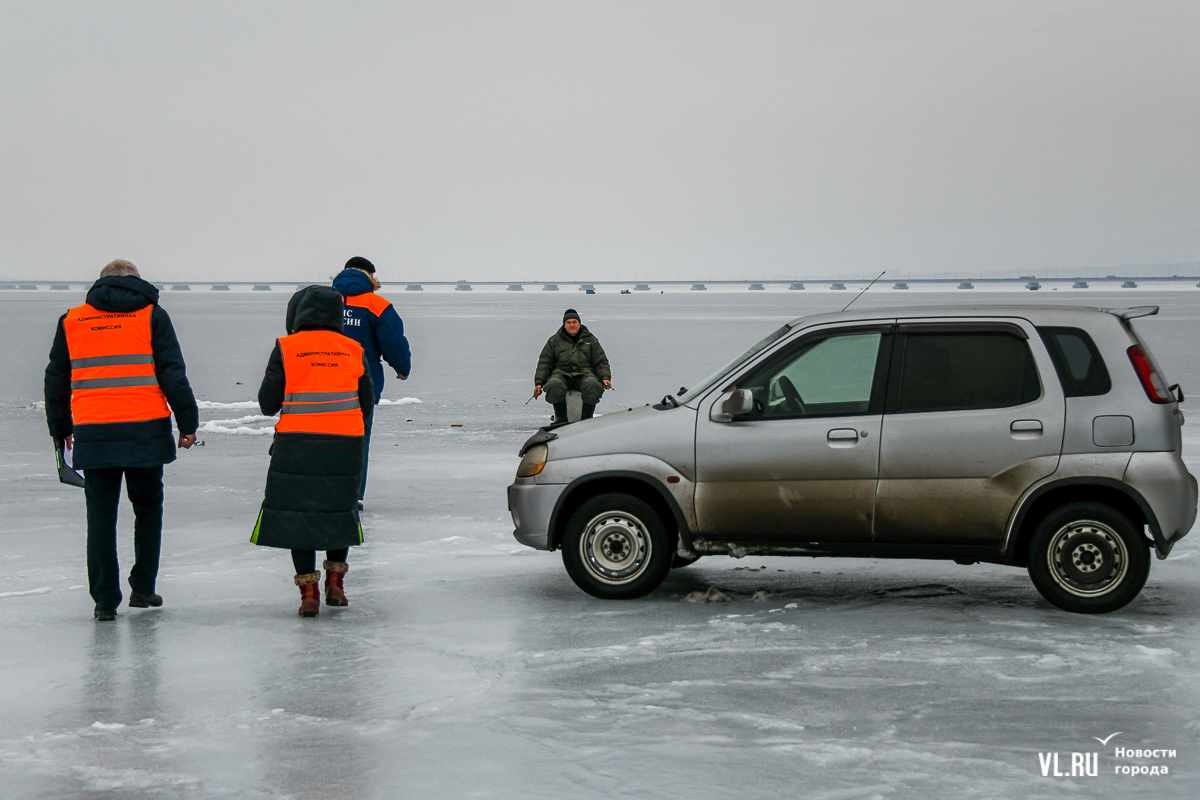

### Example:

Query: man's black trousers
xmin=543 ymin=375 xmax=604 ymax=405
xmin=83 ymin=466 xmax=164 ymax=613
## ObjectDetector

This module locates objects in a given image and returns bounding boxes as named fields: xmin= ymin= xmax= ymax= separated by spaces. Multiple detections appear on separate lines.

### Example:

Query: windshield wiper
xmin=655 ymin=387 xmax=689 ymax=410
xmin=655 ymin=393 xmax=680 ymax=410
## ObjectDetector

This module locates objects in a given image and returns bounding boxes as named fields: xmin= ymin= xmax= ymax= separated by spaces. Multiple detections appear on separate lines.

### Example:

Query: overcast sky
xmin=1 ymin=1 xmax=1197 ymax=282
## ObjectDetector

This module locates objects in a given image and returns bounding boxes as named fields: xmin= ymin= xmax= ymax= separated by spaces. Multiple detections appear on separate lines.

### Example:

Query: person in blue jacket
xmin=331 ymin=256 xmax=411 ymax=504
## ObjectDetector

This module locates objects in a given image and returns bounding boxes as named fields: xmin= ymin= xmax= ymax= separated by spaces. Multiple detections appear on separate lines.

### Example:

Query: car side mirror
xmin=710 ymin=389 xmax=753 ymax=422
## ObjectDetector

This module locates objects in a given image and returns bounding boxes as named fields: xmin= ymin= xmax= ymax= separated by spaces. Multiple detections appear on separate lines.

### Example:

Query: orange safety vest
xmin=275 ymin=330 xmax=365 ymax=436
xmin=63 ymin=304 xmax=171 ymax=425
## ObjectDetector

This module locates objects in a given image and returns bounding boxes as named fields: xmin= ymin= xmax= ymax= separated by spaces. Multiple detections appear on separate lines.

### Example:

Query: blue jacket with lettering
xmin=331 ymin=269 xmax=411 ymax=403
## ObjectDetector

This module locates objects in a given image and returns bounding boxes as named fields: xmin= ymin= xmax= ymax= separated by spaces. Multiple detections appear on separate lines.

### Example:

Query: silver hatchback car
xmin=508 ymin=305 xmax=1197 ymax=613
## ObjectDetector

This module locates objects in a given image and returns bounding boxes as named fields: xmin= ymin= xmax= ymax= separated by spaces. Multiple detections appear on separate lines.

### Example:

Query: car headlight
xmin=516 ymin=444 xmax=548 ymax=477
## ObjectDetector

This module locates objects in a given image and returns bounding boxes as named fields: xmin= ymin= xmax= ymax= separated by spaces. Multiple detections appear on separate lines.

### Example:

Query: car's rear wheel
xmin=562 ymin=493 xmax=672 ymax=599
xmin=1027 ymin=501 xmax=1150 ymax=614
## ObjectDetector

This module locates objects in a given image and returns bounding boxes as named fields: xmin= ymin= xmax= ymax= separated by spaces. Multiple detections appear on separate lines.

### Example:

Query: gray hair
xmin=99 ymin=259 xmax=140 ymax=278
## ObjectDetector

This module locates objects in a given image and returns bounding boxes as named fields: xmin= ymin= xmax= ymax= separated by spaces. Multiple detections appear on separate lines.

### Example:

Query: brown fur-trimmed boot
xmin=295 ymin=572 xmax=321 ymax=617
xmin=324 ymin=560 xmax=349 ymax=606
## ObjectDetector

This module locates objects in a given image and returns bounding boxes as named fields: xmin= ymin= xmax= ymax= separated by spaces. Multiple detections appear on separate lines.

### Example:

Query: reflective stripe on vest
xmin=63 ymin=304 xmax=170 ymax=425
xmin=275 ymin=330 xmax=365 ymax=436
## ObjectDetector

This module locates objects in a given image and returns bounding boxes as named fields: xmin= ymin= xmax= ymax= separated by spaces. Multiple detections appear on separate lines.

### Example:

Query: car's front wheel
xmin=1027 ymin=501 xmax=1150 ymax=613
xmin=562 ymin=493 xmax=673 ymax=599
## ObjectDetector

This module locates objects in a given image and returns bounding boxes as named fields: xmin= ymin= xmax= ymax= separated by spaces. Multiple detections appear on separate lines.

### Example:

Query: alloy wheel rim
xmin=580 ymin=511 xmax=651 ymax=585
xmin=1046 ymin=519 xmax=1128 ymax=597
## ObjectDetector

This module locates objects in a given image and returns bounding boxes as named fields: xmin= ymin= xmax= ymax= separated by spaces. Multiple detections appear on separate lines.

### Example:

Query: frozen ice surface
xmin=3 ymin=289 xmax=1200 ymax=798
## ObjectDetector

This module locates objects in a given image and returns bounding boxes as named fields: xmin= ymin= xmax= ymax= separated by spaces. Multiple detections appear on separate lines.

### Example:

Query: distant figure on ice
xmin=252 ymin=285 xmax=374 ymax=617
xmin=533 ymin=309 xmax=612 ymax=421
xmin=332 ymin=256 xmax=410 ymax=507
xmin=43 ymin=259 xmax=199 ymax=621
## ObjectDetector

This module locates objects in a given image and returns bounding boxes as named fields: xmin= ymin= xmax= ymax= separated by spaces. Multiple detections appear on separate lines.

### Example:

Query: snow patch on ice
xmin=685 ymin=587 xmax=731 ymax=603
xmin=207 ymin=415 xmax=275 ymax=425
xmin=196 ymin=400 xmax=259 ymax=409
xmin=378 ymin=397 xmax=422 ymax=406
xmin=1135 ymin=645 xmax=1176 ymax=658
xmin=787 ymin=742 xmax=876 ymax=766
xmin=752 ymin=589 xmax=773 ymax=601
xmin=90 ymin=721 xmax=126 ymax=729
xmin=0 ymin=587 xmax=51 ymax=598
xmin=198 ymin=418 xmax=275 ymax=435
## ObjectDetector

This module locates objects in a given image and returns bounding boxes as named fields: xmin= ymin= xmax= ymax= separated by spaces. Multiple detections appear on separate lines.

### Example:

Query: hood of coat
xmin=332 ymin=268 xmax=377 ymax=298
xmin=85 ymin=276 xmax=159 ymax=313
xmin=286 ymin=285 xmax=345 ymax=334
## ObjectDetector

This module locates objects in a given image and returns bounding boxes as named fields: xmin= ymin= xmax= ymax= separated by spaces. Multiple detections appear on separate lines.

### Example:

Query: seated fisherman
xmin=533 ymin=308 xmax=611 ymax=421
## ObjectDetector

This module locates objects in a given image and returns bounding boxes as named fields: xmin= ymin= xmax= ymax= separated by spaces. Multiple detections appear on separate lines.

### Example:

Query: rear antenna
xmin=841 ymin=270 xmax=886 ymax=312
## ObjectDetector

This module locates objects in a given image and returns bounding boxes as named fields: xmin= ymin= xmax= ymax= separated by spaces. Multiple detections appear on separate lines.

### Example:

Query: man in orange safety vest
xmin=44 ymin=259 xmax=199 ymax=621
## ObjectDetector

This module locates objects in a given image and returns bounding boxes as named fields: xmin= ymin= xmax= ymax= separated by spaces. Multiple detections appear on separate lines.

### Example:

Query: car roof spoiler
xmin=1106 ymin=305 xmax=1159 ymax=320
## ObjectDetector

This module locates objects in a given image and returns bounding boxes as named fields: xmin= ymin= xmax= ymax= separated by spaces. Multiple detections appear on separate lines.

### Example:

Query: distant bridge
xmin=4 ymin=277 xmax=1199 ymax=292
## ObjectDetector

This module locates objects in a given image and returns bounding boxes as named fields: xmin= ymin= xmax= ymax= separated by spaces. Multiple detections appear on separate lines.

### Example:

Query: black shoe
xmin=581 ymin=403 xmax=596 ymax=420
xmin=128 ymin=592 xmax=163 ymax=608
xmin=356 ymin=500 xmax=364 ymax=511
xmin=94 ymin=609 xmax=116 ymax=621
xmin=552 ymin=402 xmax=568 ymax=423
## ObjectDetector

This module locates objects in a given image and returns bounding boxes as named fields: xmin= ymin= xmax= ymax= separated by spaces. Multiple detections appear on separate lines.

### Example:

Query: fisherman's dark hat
xmin=345 ymin=256 xmax=376 ymax=275
xmin=563 ymin=308 xmax=580 ymax=323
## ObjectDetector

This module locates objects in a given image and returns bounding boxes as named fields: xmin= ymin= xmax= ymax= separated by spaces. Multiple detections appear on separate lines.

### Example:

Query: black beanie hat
xmin=345 ymin=256 xmax=376 ymax=275
xmin=563 ymin=308 xmax=580 ymax=323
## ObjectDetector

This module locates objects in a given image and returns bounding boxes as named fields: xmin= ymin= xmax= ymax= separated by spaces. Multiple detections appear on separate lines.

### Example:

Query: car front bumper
xmin=508 ymin=479 xmax=567 ymax=551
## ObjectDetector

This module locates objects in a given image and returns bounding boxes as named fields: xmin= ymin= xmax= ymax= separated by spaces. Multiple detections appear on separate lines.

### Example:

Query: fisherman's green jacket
xmin=535 ymin=325 xmax=612 ymax=385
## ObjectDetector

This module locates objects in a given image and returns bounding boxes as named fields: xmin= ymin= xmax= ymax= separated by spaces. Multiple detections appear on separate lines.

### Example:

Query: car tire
xmin=671 ymin=553 xmax=701 ymax=569
xmin=1027 ymin=501 xmax=1151 ymax=614
xmin=562 ymin=493 xmax=673 ymax=599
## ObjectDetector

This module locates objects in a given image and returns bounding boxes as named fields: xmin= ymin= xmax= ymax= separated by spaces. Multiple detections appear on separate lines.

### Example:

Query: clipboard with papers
xmin=54 ymin=438 xmax=85 ymax=488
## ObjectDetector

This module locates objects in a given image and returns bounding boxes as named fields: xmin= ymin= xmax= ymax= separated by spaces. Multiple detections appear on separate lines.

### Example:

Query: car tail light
xmin=1128 ymin=345 xmax=1172 ymax=403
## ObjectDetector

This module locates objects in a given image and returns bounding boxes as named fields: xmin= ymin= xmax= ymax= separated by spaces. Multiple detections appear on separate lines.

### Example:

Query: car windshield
xmin=677 ymin=324 xmax=790 ymax=405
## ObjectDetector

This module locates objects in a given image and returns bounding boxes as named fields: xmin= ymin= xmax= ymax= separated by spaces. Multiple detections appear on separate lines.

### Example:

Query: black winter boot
xmin=128 ymin=591 xmax=163 ymax=608
xmin=581 ymin=403 xmax=595 ymax=419
xmin=552 ymin=402 xmax=568 ymax=423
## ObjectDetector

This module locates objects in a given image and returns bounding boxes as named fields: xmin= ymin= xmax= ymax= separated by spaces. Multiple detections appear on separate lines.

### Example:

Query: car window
xmin=1037 ymin=327 xmax=1111 ymax=397
xmin=739 ymin=332 xmax=883 ymax=419
xmin=897 ymin=332 xmax=1040 ymax=413
xmin=677 ymin=324 xmax=790 ymax=405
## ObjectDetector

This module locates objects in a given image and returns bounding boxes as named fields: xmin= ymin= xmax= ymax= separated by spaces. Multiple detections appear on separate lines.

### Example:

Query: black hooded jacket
xmin=252 ymin=286 xmax=374 ymax=552
xmin=43 ymin=276 xmax=199 ymax=470
xmin=257 ymin=285 xmax=375 ymax=417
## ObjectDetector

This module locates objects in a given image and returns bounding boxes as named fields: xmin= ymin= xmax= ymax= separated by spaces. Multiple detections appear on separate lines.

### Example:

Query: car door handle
xmin=1011 ymin=419 xmax=1043 ymax=434
xmin=827 ymin=428 xmax=859 ymax=443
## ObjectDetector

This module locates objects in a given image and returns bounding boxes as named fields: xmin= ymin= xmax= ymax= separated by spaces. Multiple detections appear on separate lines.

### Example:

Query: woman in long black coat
xmin=252 ymin=286 xmax=374 ymax=616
